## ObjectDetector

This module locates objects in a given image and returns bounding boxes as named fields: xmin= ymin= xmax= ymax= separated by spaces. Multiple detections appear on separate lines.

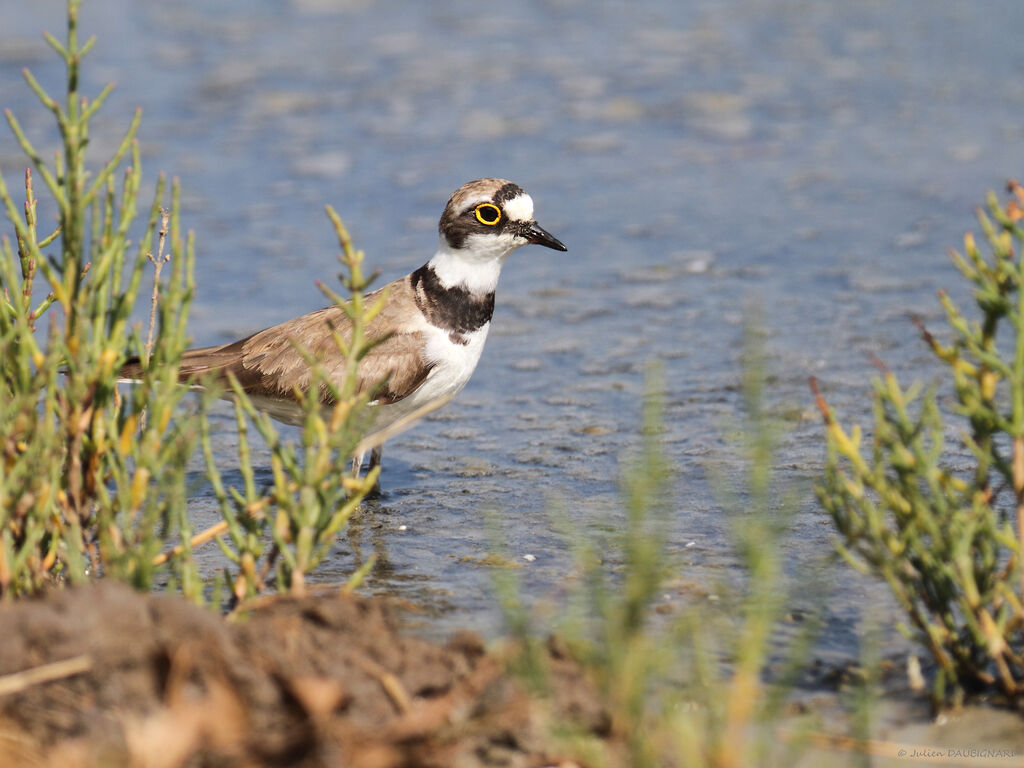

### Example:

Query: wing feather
xmin=124 ymin=278 xmax=434 ymax=406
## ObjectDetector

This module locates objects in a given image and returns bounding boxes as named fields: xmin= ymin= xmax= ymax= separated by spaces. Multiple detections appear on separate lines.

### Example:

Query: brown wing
xmin=125 ymin=279 xmax=434 ymax=406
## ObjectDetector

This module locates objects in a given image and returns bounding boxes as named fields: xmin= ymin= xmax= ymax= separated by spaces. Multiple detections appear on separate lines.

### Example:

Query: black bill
xmin=524 ymin=221 xmax=567 ymax=251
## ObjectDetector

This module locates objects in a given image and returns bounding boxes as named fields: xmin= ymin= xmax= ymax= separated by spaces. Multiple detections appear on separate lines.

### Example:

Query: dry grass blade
xmin=144 ymin=207 xmax=171 ymax=361
xmin=152 ymin=521 xmax=229 ymax=566
xmin=351 ymin=653 xmax=412 ymax=714
xmin=0 ymin=655 xmax=91 ymax=697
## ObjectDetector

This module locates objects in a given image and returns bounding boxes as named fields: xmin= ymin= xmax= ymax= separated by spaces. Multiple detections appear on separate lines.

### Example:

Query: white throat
xmin=428 ymin=236 xmax=518 ymax=295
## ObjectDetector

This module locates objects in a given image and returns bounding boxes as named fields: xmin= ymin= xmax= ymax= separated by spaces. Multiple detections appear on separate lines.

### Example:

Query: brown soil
xmin=0 ymin=583 xmax=610 ymax=768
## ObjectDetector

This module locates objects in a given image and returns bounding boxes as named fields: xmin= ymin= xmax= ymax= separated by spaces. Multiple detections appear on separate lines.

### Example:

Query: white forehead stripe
xmin=502 ymin=193 xmax=534 ymax=223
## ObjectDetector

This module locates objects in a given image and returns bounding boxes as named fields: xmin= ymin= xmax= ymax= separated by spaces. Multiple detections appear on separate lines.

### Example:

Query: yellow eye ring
xmin=474 ymin=203 xmax=502 ymax=226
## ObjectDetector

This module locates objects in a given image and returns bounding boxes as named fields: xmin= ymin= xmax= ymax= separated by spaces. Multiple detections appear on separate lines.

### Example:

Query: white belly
xmin=223 ymin=323 xmax=490 ymax=443
xmin=367 ymin=322 xmax=490 ymax=435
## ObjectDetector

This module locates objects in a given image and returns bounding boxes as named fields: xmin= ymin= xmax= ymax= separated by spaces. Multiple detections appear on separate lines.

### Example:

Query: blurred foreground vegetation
xmin=496 ymin=350 xmax=828 ymax=768
xmin=0 ymin=0 xmax=379 ymax=604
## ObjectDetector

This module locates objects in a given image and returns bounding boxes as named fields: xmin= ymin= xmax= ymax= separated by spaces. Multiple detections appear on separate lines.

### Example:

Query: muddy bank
xmin=0 ymin=583 xmax=609 ymax=768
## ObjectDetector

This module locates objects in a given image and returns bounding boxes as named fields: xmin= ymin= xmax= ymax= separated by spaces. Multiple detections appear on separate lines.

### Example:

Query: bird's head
xmin=438 ymin=178 xmax=566 ymax=263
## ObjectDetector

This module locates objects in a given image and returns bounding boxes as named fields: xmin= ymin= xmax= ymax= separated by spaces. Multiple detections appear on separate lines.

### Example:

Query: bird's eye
xmin=474 ymin=203 xmax=502 ymax=226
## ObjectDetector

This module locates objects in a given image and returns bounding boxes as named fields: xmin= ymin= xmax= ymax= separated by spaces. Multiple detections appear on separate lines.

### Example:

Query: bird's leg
xmin=352 ymin=444 xmax=385 ymax=499
xmin=350 ymin=451 xmax=366 ymax=477
xmin=366 ymin=445 xmax=383 ymax=497
xmin=348 ymin=448 xmax=382 ymax=498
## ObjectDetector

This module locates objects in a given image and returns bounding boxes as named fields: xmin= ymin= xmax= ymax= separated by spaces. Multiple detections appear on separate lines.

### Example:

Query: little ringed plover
xmin=121 ymin=178 xmax=566 ymax=477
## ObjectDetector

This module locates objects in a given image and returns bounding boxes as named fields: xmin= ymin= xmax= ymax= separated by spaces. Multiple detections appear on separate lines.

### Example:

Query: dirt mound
xmin=0 ymin=583 xmax=608 ymax=767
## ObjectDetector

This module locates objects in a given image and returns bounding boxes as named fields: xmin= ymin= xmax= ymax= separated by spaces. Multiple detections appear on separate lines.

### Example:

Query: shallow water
xmin=4 ymin=1 xmax=1024 ymax=671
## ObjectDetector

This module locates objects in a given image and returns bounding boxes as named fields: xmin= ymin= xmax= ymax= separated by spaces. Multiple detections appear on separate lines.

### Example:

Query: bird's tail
xmin=118 ymin=342 xmax=243 ymax=386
